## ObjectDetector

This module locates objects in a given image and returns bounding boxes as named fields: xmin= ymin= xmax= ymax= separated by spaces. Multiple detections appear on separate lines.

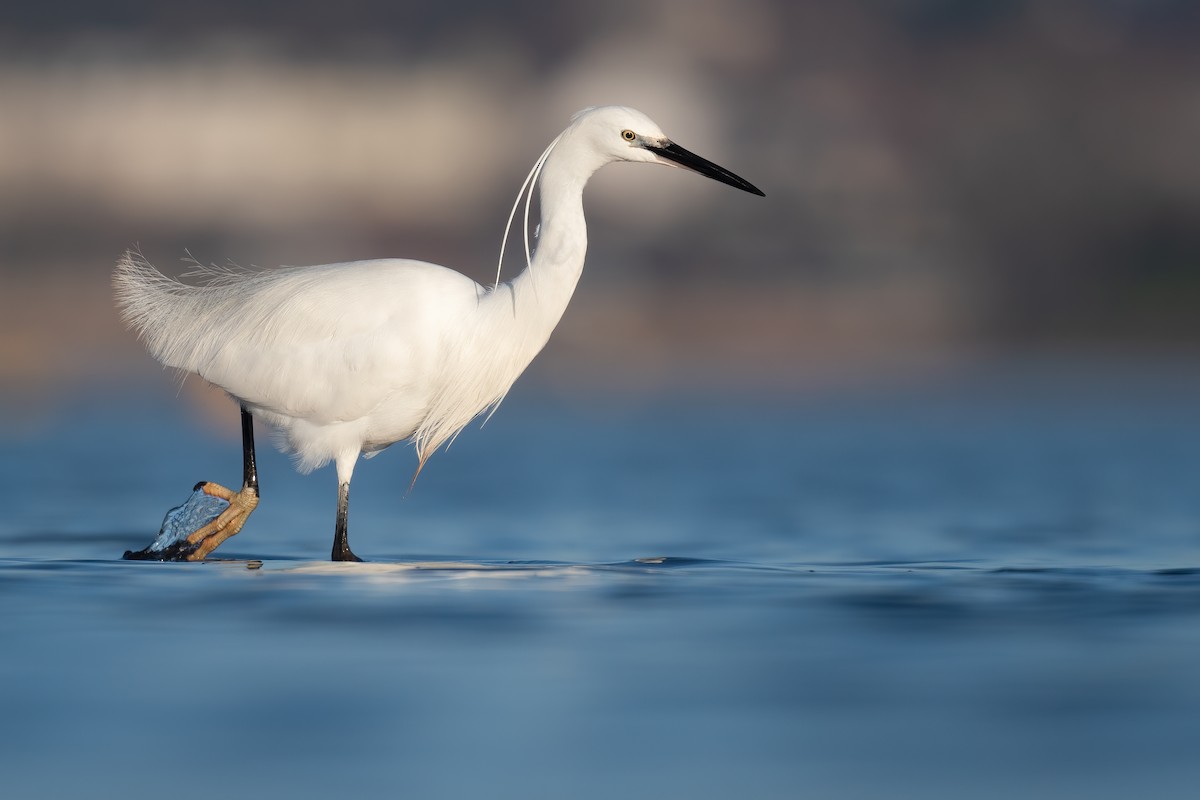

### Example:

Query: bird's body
xmin=115 ymin=105 xmax=762 ymax=561
xmin=118 ymin=254 xmax=575 ymax=478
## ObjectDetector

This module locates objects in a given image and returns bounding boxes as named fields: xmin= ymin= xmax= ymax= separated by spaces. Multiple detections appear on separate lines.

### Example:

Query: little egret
xmin=114 ymin=105 xmax=763 ymax=562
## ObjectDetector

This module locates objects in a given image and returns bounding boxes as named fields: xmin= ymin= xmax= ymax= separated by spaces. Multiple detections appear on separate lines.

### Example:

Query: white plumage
xmin=115 ymin=105 xmax=763 ymax=560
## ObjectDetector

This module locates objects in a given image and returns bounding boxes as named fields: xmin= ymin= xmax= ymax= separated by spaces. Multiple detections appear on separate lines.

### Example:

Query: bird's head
xmin=565 ymin=105 xmax=765 ymax=196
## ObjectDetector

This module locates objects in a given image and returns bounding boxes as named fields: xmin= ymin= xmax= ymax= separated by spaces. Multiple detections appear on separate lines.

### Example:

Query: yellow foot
xmin=183 ymin=482 xmax=259 ymax=560
xmin=123 ymin=481 xmax=259 ymax=562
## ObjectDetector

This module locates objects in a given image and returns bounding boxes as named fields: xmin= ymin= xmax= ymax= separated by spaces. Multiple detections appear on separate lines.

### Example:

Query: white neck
xmin=412 ymin=135 xmax=602 ymax=466
xmin=482 ymin=132 xmax=602 ymax=365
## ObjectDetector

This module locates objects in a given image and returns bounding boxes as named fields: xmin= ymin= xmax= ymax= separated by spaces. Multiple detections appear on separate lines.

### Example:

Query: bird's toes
xmin=122 ymin=483 xmax=233 ymax=562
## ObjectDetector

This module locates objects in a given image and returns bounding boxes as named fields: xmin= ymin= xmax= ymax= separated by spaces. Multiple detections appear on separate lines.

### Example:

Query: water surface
xmin=3 ymin=363 xmax=1199 ymax=798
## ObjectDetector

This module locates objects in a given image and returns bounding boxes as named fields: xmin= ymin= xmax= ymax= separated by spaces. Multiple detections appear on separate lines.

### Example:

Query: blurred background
xmin=4 ymin=8 xmax=1200 ymax=796
xmin=2 ymin=0 xmax=1197 ymax=419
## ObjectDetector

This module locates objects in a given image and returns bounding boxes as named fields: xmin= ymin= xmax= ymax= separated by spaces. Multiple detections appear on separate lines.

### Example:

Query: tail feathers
xmin=112 ymin=249 xmax=220 ymax=373
xmin=114 ymin=249 xmax=174 ymax=333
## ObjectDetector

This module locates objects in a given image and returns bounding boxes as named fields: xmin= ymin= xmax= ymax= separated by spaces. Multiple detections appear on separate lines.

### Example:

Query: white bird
xmin=114 ymin=105 xmax=763 ymax=562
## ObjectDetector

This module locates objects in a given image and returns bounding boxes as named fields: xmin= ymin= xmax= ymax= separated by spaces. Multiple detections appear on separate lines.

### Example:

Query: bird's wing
xmin=204 ymin=259 xmax=483 ymax=422
xmin=121 ymin=255 xmax=483 ymax=423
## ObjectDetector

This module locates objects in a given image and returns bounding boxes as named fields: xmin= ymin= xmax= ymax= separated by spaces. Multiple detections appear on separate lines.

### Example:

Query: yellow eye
xmin=621 ymin=129 xmax=636 ymax=142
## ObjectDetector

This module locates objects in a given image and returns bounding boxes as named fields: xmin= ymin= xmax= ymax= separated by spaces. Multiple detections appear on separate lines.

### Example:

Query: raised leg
xmin=181 ymin=405 xmax=261 ymax=560
xmin=331 ymin=480 xmax=362 ymax=562
xmin=124 ymin=405 xmax=261 ymax=561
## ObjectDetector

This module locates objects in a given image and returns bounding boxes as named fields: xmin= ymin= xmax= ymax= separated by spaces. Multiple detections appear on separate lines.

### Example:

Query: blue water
xmin=3 ymin=362 xmax=1200 ymax=798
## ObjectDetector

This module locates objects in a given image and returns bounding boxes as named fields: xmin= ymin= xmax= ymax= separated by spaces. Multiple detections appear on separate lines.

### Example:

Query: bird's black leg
xmin=331 ymin=481 xmax=362 ymax=562
xmin=240 ymin=405 xmax=259 ymax=498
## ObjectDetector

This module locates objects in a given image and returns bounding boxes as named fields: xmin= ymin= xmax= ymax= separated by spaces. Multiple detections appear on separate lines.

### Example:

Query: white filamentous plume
xmin=493 ymin=131 xmax=563 ymax=290
xmin=114 ymin=105 xmax=764 ymax=560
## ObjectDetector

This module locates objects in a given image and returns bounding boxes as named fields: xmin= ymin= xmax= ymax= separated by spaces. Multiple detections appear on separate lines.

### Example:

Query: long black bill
xmin=647 ymin=140 xmax=765 ymax=197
